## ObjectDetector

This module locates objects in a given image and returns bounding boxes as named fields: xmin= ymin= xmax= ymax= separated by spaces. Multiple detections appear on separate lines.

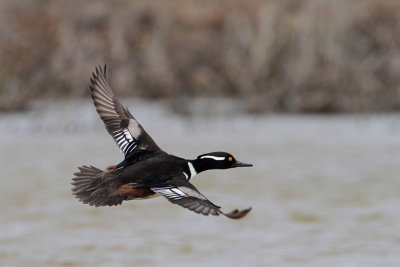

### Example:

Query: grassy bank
xmin=1 ymin=0 xmax=400 ymax=113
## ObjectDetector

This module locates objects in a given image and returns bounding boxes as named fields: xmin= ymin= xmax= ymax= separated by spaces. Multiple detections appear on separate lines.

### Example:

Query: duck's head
xmin=194 ymin=152 xmax=253 ymax=171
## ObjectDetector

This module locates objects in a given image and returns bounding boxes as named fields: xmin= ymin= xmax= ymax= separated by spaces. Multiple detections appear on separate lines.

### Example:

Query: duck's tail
xmin=71 ymin=165 xmax=124 ymax=207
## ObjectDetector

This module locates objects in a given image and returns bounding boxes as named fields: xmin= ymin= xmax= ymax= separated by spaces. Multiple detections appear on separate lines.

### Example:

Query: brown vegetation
xmin=1 ymin=0 xmax=400 ymax=113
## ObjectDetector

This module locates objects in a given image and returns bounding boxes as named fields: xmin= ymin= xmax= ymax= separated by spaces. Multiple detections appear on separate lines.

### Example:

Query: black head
xmin=195 ymin=152 xmax=253 ymax=171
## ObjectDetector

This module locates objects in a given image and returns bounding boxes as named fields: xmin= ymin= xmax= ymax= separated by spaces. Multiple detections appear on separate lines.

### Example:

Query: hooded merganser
xmin=72 ymin=65 xmax=253 ymax=219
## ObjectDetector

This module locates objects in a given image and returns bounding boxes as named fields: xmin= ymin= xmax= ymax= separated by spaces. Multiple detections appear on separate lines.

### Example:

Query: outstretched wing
xmin=90 ymin=65 xmax=161 ymax=157
xmin=151 ymin=177 xmax=251 ymax=219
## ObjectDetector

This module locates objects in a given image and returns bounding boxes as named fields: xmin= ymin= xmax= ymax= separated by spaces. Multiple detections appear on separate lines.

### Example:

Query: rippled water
xmin=1 ymin=100 xmax=400 ymax=266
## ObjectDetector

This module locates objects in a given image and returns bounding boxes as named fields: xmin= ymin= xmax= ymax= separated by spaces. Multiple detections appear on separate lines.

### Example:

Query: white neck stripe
xmin=200 ymin=155 xmax=226 ymax=161
xmin=188 ymin=162 xmax=197 ymax=178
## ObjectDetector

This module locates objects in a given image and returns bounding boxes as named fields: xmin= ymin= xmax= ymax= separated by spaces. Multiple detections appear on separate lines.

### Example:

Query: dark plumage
xmin=72 ymin=65 xmax=253 ymax=219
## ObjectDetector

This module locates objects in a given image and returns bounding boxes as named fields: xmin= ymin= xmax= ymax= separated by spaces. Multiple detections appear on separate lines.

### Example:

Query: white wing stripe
xmin=171 ymin=188 xmax=188 ymax=197
xmin=113 ymin=128 xmax=138 ymax=155
xmin=123 ymin=129 xmax=134 ymax=142
xmin=120 ymin=142 xmax=128 ymax=151
xmin=153 ymin=188 xmax=184 ymax=200
xmin=125 ymin=143 xmax=137 ymax=154
xmin=117 ymin=139 xmax=125 ymax=145
xmin=115 ymin=135 xmax=124 ymax=141
xmin=152 ymin=186 xmax=207 ymax=201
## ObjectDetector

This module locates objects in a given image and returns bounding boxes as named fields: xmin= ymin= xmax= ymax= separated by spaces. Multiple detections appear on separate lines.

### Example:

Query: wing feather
xmin=152 ymin=184 xmax=222 ymax=216
xmin=151 ymin=177 xmax=252 ymax=219
xmin=89 ymin=65 xmax=161 ymax=157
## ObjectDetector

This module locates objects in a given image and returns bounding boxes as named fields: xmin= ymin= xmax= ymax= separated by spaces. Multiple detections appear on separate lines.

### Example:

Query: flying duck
xmin=72 ymin=65 xmax=253 ymax=219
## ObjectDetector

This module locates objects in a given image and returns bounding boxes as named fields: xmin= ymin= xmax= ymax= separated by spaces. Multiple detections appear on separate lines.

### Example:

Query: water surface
xmin=1 ymin=100 xmax=400 ymax=266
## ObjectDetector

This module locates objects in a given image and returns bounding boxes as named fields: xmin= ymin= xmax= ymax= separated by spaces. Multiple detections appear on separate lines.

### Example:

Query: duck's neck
xmin=189 ymin=158 xmax=215 ymax=174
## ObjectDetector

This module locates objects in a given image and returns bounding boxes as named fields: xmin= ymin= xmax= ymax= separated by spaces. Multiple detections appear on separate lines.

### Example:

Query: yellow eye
xmin=228 ymin=156 xmax=233 ymax=162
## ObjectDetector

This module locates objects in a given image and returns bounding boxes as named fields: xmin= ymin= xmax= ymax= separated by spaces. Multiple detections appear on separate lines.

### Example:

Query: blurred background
xmin=1 ymin=0 xmax=400 ymax=266
xmin=2 ymin=0 xmax=400 ymax=113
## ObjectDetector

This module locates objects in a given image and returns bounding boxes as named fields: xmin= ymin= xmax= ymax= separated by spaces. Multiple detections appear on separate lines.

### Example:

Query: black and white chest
xmin=182 ymin=161 xmax=197 ymax=180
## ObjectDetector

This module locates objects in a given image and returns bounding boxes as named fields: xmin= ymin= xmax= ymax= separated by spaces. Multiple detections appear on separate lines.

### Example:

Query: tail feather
xmin=72 ymin=165 xmax=124 ymax=207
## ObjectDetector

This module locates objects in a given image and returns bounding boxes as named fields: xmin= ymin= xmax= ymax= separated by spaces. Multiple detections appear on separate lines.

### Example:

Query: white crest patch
xmin=182 ymin=172 xmax=189 ymax=180
xmin=200 ymin=155 xmax=226 ymax=161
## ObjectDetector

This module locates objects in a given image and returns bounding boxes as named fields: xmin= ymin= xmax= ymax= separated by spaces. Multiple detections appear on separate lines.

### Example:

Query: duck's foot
xmin=223 ymin=207 xmax=252 ymax=219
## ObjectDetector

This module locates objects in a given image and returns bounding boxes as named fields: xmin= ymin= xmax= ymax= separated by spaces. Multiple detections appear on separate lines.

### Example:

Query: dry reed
xmin=1 ymin=0 xmax=400 ymax=113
